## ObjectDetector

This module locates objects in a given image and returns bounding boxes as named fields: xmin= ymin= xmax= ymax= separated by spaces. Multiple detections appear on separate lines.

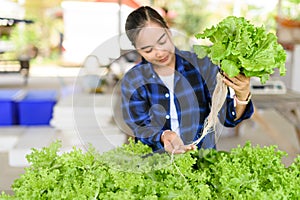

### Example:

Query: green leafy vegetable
xmin=1 ymin=139 xmax=299 ymax=199
xmin=193 ymin=16 xmax=287 ymax=84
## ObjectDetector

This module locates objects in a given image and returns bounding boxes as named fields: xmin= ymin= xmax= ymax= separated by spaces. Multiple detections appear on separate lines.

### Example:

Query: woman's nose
xmin=154 ymin=48 xmax=164 ymax=57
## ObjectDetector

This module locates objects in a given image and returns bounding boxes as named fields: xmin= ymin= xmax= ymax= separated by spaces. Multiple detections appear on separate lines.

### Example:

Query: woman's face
xmin=135 ymin=22 xmax=175 ymax=68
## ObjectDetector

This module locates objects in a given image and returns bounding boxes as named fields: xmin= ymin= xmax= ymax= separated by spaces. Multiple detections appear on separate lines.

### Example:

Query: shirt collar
xmin=175 ymin=48 xmax=195 ymax=72
xmin=175 ymin=48 xmax=185 ymax=73
xmin=140 ymin=48 xmax=194 ymax=80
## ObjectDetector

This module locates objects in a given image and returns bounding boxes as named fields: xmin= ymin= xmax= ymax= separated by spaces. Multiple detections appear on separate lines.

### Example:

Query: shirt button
xmin=165 ymin=115 xmax=170 ymax=119
xmin=152 ymin=75 xmax=156 ymax=78
xmin=232 ymin=111 xmax=235 ymax=116
xmin=165 ymin=93 xmax=170 ymax=98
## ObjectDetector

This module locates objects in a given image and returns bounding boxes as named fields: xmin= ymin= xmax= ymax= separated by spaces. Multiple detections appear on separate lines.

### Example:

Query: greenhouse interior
xmin=0 ymin=0 xmax=300 ymax=198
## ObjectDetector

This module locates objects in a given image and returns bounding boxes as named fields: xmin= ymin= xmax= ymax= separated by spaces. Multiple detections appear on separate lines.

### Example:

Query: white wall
xmin=61 ymin=1 xmax=134 ymax=65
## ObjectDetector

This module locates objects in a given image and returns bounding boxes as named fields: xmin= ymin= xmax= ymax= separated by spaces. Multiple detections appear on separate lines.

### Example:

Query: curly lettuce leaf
xmin=221 ymin=59 xmax=240 ymax=77
xmin=1 ymin=139 xmax=300 ymax=199
xmin=194 ymin=16 xmax=287 ymax=84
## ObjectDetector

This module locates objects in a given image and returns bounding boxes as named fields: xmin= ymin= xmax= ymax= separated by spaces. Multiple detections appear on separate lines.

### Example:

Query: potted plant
xmin=276 ymin=0 xmax=300 ymax=44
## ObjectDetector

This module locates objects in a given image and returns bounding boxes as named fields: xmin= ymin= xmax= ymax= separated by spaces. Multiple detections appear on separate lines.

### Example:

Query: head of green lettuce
xmin=193 ymin=16 xmax=286 ymax=84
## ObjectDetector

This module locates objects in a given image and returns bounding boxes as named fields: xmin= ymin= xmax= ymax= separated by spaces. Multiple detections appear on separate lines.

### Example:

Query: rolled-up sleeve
xmin=223 ymin=97 xmax=254 ymax=127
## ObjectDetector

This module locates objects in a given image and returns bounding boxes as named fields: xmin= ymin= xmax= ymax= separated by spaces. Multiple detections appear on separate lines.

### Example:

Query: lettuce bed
xmin=1 ymin=139 xmax=299 ymax=199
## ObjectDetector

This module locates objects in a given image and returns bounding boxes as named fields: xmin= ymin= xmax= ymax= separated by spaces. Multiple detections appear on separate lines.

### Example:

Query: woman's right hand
xmin=161 ymin=130 xmax=196 ymax=154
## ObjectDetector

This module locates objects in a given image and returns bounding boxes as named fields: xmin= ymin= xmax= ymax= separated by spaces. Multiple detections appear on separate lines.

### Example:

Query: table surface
xmin=247 ymin=90 xmax=300 ymax=153
xmin=252 ymin=90 xmax=300 ymax=108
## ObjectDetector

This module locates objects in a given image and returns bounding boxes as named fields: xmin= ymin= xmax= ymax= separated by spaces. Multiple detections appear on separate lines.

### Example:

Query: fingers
xmin=165 ymin=143 xmax=195 ymax=154
xmin=164 ymin=135 xmax=185 ymax=154
xmin=222 ymin=73 xmax=249 ymax=86
xmin=233 ymin=73 xmax=248 ymax=81
xmin=162 ymin=130 xmax=197 ymax=154
xmin=221 ymin=72 xmax=250 ymax=99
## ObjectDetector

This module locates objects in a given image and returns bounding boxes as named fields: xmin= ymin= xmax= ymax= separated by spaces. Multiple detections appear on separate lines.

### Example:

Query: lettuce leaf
xmin=193 ymin=16 xmax=287 ymax=84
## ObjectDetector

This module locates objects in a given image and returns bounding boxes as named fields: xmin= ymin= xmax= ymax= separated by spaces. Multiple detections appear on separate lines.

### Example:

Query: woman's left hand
xmin=222 ymin=73 xmax=251 ymax=100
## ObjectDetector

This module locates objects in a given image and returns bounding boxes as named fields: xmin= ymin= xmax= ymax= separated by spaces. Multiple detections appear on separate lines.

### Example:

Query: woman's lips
xmin=159 ymin=55 xmax=169 ymax=63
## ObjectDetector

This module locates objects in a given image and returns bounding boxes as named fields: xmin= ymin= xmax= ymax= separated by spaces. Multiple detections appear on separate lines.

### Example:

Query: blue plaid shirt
xmin=121 ymin=48 xmax=253 ymax=151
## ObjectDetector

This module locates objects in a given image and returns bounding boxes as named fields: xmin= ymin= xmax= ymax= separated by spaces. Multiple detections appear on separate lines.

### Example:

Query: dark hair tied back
xmin=125 ymin=6 xmax=169 ymax=46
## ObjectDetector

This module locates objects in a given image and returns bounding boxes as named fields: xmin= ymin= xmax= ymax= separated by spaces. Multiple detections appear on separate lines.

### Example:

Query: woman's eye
xmin=144 ymin=48 xmax=152 ymax=53
xmin=158 ymin=40 xmax=166 ymax=45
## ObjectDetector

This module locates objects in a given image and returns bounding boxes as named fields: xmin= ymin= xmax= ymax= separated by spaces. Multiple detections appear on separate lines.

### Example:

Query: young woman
xmin=121 ymin=6 xmax=253 ymax=154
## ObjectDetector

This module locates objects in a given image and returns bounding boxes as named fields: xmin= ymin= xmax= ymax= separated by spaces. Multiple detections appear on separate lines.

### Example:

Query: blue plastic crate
xmin=18 ymin=90 xmax=57 ymax=125
xmin=0 ymin=89 xmax=21 ymax=126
